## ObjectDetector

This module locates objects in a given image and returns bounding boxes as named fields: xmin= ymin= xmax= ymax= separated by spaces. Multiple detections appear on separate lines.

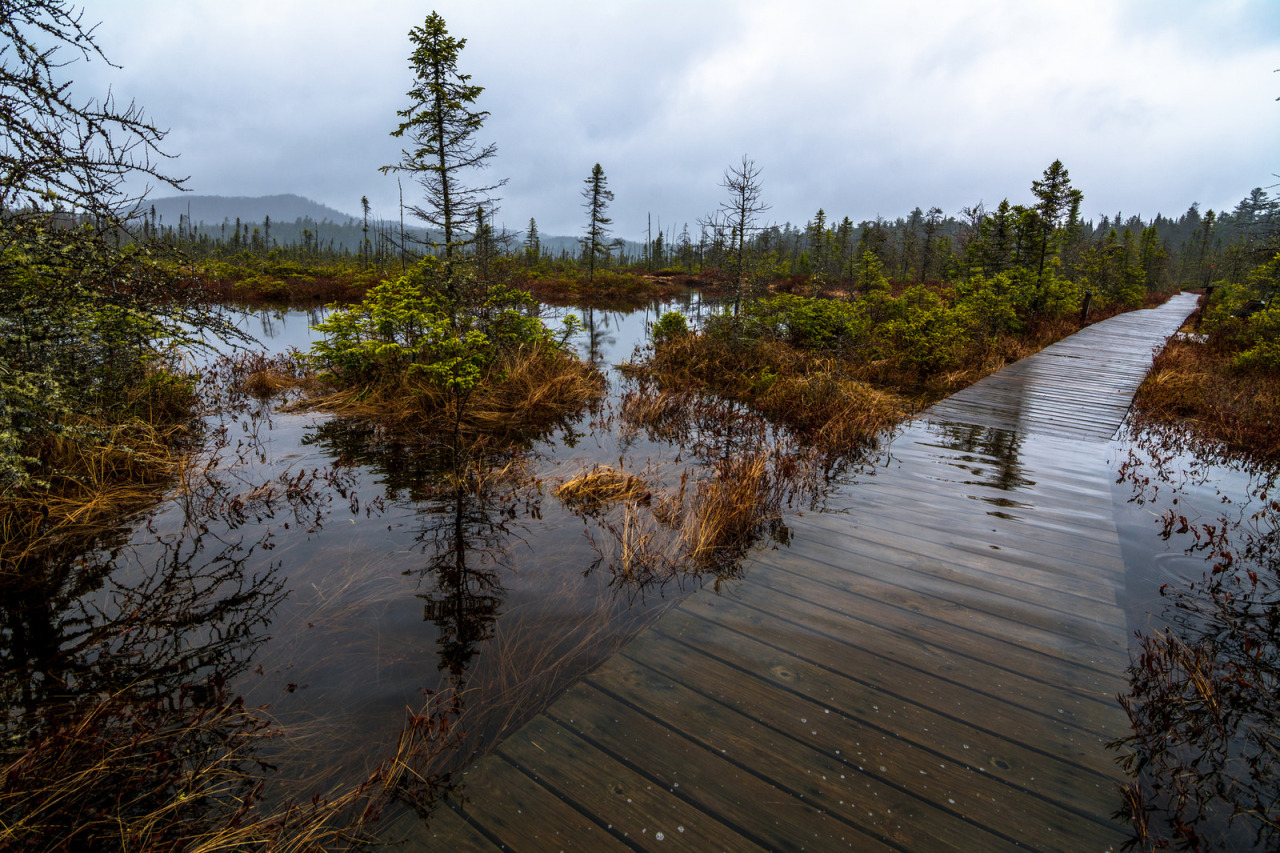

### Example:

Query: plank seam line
xmin=491 ymin=749 xmax=649 ymax=852
xmin=787 ymin=511 xmax=1128 ymax=597
xmin=749 ymin=544 xmax=1129 ymax=680
xmin=801 ymin=490 xmax=1126 ymax=546
xmin=616 ymin=642 xmax=1110 ymax=845
xmin=581 ymin=671 xmax=962 ymax=850
xmin=741 ymin=560 xmax=1126 ymax=695
xmin=540 ymin=705 xmax=816 ymax=853
xmin=790 ymin=500 xmax=1126 ymax=580
xmin=672 ymin=601 xmax=1123 ymax=767
xmin=437 ymin=800 xmax=506 ymax=851
xmin=763 ymin=525 xmax=1128 ymax=635
xmin=710 ymin=577 xmax=1123 ymax=715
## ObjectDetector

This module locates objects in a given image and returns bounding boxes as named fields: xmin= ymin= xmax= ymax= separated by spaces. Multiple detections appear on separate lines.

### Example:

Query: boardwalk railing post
xmin=1195 ymin=286 xmax=1215 ymax=329
xmin=1079 ymin=291 xmax=1093 ymax=326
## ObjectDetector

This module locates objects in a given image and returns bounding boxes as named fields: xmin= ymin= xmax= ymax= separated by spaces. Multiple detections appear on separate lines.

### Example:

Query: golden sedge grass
xmin=554 ymin=465 xmax=651 ymax=512
xmin=1134 ymin=337 xmax=1280 ymax=462
xmin=568 ymin=443 xmax=820 ymax=583
xmin=303 ymin=342 xmax=603 ymax=439
xmin=1 ymin=684 xmax=458 ymax=852
xmin=641 ymin=333 xmax=908 ymax=451
xmin=1 ymin=416 xmax=193 ymax=570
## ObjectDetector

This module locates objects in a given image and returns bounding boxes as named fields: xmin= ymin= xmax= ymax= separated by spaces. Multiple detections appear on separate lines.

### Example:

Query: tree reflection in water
xmin=1112 ymin=424 xmax=1279 ymax=851
xmin=0 ymin=370 xmax=457 ymax=850
xmin=302 ymin=419 xmax=592 ymax=770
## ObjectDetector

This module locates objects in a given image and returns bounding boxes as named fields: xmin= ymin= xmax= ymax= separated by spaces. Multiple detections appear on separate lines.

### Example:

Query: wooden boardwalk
xmin=417 ymin=293 xmax=1200 ymax=851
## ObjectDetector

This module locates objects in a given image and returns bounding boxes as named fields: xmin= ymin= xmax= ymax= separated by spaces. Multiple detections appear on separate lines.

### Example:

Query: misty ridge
xmin=143 ymin=193 xmax=633 ymax=256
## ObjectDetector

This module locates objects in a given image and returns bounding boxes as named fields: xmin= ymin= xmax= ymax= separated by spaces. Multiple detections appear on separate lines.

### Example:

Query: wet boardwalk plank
xmin=627 ymin=617 xmax=1122 ymax=849
xmin=427 ymin=293 xmax=1199 ymax=850
xmin=924 ymin=295 xmax=1199 ymax=440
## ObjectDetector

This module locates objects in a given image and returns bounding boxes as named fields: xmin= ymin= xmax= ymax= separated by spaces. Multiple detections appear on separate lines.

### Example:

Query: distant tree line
xmin=115 ymin=179 xmax=1276 ymax=303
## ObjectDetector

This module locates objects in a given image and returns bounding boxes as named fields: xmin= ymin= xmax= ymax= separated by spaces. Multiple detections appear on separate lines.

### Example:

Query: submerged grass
xmin=560 ymin=436 xmax=821 ymax=587
xmin=554 ymin=465 xmax=651 ymax=512
xmin=1 ymin=681 xmax=459 ymax=852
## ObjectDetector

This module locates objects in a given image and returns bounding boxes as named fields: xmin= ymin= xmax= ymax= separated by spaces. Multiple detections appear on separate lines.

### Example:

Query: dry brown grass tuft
xmin=242 ymin=366 xmax=302 ymax=398
xmin=554 ymin=465 xmax=651 ymax=512
xmin=1 ymin=416 xmax=193 ymax=570
xmin=571 ymin=441 xmax=821 ymax=586
xmin=677 ymin=451 xmax=775 ymax=566
xmin=304 ymin=342 xmax=603 ymax=441
xmin=638 ymin=332 xmax=909 ymax=452
xmin=1134 ymin=337 xmax=1280 ymax=462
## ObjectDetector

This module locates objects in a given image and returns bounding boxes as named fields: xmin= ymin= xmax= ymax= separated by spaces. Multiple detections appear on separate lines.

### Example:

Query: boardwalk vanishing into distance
xmin=420 ymin=292 xmax=1201 ymax=851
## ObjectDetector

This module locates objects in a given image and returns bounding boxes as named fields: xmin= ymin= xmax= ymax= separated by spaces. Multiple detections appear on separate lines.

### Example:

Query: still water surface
xmin=153 ymin=295 xmax=748 ymax=791
xmin=12 ymin=296 xmax=1272 ymax=846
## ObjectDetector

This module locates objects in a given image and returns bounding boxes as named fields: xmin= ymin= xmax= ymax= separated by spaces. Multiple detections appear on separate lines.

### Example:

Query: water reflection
xmin=580 ymin=306 xmax=616 ymax=364
xmin=0 ymin=458 xmax=290 ymax=847
xmin=1111 ymin=423 xmax=1280 ymax=850
xmin=308 ymin=420 xmax=538 ymax=687
xmin=930 ymin=422 xmax=1032 ymax=494
xmin=4 ymin=290 xmax=873 ymax=845
xmin=909 ymin=422 xmax=1036 ymax=525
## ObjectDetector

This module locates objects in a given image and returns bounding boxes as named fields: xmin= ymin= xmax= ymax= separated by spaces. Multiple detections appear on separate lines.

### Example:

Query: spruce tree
xmin=382 ymin=12 xmax=506 ymax=297
xmin=581 ymin=163 xmax=613 ymax=282
xmin=524 ymin=217 xmax=540 ymax=266
xmin=1030 ymin=159 xmax=1082 ymax=288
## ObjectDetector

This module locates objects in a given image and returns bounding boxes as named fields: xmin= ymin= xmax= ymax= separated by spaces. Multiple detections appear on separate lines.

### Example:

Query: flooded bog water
xmin=7 ymin=292 xmax=1273 ymax=849
xmin=21 ymin=292 xmax=783 ymax=802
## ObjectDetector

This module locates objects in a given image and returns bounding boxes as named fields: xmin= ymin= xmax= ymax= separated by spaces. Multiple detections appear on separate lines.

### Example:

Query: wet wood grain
xmin=426 ymin=293 xmax=1200 ymax=850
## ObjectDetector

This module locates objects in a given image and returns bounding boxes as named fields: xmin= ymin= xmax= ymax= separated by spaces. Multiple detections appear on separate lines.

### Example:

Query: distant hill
xmin=137 ymin=193 xmax=642 ymax=257
xmin=143 ymin=194 xmax=358 ymax=227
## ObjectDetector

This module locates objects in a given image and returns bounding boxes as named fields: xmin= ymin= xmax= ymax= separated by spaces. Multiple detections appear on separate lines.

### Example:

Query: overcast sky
xmin=72 ymin=0 xmax=1280 ymax=237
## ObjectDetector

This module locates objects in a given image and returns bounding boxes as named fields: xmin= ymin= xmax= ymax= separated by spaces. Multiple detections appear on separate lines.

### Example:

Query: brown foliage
xmin=304 ymin=342 xmax=604 ymax=440
xmin=515 ymin=270 xmax=718 ymax=310
xmin=1134 ymin=338 xmax=1280 ymax=463
xmin=554 ymin=465 xmax=651 ymax=512
xmin=198 ymin=270 xmax=387 ymax=307
xmin=638 ymin=332 xmax=909 ymax=453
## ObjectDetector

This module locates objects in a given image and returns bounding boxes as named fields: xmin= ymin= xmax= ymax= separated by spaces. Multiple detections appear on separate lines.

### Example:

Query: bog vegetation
xmin=3 ymin=1 xmax=1280 ymax=851
xmin=1134 ymin=252 xmax=1280 ymax=463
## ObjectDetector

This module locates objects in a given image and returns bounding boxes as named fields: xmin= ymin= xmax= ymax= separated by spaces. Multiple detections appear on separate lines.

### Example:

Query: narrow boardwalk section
xmin=925 ymin=294 xmax=1200 ymax=440
xmin=426 ymin=294 xmax=1200 ymax=851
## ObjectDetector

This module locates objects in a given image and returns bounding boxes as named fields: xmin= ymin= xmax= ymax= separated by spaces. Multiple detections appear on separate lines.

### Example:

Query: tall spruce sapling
xmin=581 ymin=163 xmax=613 ymax=282
xmin=1029 ymin=159 xmax=1082 ymax=289
xmin=382 ymin=11 xmax=506 ymax=299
